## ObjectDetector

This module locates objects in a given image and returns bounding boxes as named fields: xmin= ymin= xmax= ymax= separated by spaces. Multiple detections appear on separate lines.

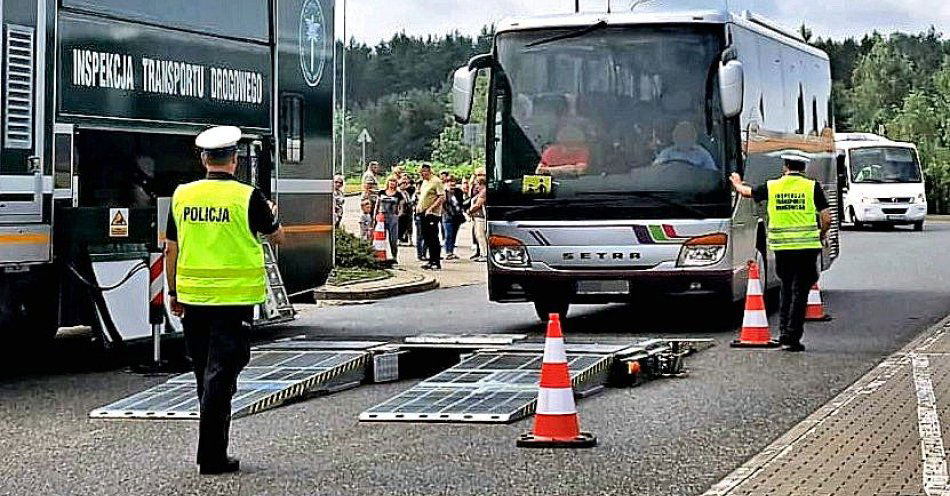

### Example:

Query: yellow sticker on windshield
xmin=522 ymin=175 xmax=552 ymax=195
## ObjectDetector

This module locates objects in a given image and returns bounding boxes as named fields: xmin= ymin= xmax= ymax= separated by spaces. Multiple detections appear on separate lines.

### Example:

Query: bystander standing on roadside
xmin=333 ymin=174 xmax=346 ymax=228
xmin=416 ymin=164 xmax=445 ymax=270
xmin=414 ymin=178 xmax=427 ymax=261
xmin=376 ymin=175 xmax=405 ymax=259
xmin=468 ymin=176 xmax=489 ymax=262
xmin=443 ymin=176 xmax=466 ymax=261
xmin=397 ymin=177 xmax=415 ymax=245
xmin=362 ymin=161 xmax=381 ymax=202
xmin=468 ymin=167 xmax=487 ymax=259
xmin=358 ymin=198 xmax=374 ymax=243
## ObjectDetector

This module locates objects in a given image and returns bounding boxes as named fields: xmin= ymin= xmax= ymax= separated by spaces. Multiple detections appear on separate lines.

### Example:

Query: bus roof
xmin=495 ymin=9 xmax=827 ymax=60
xmin=835 ymin=133 xmax=918 ymax=152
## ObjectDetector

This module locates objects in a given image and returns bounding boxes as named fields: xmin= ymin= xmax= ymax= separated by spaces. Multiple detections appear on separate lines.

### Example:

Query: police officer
xmin=730 ymin=155 xmax=832 ymax=352
xmin=164 ymin=126 xmax=284 ymax=474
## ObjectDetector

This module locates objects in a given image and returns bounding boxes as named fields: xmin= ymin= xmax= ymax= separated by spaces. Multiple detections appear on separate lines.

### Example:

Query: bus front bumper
xmin=488 ymin=266 xmax=735 ymax=304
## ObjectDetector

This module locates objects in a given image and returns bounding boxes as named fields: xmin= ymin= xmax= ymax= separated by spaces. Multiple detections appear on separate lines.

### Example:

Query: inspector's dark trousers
xmin=774 ymin=249 xmax=821 ymax=346
xmin=182 ymin=304 xmax=254 ymax=466
xmin=421 ymin=214 xmax=442 ymax=267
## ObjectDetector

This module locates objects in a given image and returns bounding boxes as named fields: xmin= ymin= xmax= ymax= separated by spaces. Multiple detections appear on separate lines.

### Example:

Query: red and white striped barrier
xmin=148 ymin=253 xmax=164 ymax=325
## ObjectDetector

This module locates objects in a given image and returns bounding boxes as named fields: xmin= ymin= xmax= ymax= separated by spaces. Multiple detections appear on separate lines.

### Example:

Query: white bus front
xmin=457 ymin=17 xmax=746 ymax=320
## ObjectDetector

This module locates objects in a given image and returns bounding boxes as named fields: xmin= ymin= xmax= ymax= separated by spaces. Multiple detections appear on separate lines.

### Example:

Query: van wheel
xmin=534 ymin=301 xmax=569 ymax=322
xmin=914 ymin=221 xmax=924 ymax=231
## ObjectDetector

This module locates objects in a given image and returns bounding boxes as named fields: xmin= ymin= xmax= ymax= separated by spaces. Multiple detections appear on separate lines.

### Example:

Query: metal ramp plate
xmin=359 ymin=352 xmax=612 ymax=423
xmin=91 ymin=350 xmax=370 ymax=420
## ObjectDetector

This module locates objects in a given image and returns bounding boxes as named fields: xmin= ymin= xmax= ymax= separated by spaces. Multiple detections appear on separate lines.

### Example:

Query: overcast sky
xmin=336 ymin=0 xmax=950 ymax=43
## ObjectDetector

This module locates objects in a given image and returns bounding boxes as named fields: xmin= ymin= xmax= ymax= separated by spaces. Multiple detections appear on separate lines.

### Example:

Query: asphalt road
xmin=2 ymin=223 xmax=949 ymax=496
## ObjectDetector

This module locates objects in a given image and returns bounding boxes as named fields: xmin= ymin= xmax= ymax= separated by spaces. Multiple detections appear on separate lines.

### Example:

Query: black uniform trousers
xmin=421 ymin=214 xmax=442 ymax=267
xmin=774 ymin=249 xmax=821 ymax=346
xmin=182 ymin=304 xmax=254 ymax=465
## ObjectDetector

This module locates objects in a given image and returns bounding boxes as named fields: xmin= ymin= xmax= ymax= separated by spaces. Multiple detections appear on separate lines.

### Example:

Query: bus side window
xmin=796 ymin=85 xmax=805 ymax=135
xmin=280 ymin=94 xmax=303 ymax=164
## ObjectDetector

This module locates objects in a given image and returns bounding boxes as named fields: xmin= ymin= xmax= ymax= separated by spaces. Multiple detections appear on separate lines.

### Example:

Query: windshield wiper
xmin=501 ymin=197 xmax=619 ymax=220
xmin=526 ymin=21 xmax=609 ymax=48
xmin=576 ymin=191 xmax=711 ymax=219
xmin=500 ymin=192 xmax=711 ymax=220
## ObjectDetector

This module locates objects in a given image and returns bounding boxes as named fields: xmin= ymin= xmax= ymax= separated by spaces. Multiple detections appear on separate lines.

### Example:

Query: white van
xmin=836 ymin=133 xmax=928 ymax=230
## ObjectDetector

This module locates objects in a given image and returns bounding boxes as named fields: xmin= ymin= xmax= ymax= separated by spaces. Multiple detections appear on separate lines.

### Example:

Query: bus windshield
xmin=849 ymin=147 xmax=922 ymax=184
xmin=490 ymin=25 xmax=731 ymax=220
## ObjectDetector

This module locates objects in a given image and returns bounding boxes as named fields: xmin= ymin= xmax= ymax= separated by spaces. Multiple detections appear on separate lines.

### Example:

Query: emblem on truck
xmin=299 ymin=0 xmax=328 ymax=87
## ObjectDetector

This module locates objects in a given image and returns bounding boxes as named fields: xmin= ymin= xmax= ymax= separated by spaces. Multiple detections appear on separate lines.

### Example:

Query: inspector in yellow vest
xmin=172 ymin=179 xmax=266 ymax=305
xmin=767 ymin=174 xmax=823 ymax=251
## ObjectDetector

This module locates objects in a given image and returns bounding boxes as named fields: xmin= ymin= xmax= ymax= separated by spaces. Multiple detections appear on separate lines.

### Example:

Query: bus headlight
xmin=861 ymin=197 xmax=879 ymax=204
xmin=489 ymin=235 xmax=530 ymax=268
xmin=677 ymin=234 xmax=728 ymax=267
xmin=913 ymin=193 xmax=927 ymax=204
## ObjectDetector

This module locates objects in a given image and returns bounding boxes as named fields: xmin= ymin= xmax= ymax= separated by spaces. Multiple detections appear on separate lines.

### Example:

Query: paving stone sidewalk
xmin=704 ymin=313 xmax=950 ymax=496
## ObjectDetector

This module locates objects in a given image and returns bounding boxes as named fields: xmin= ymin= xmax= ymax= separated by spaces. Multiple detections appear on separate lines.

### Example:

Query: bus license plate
xmin=886 ymin=215 xmax=903 ymax=221
xmin=577 ymin=280 xmax=629 ymax=295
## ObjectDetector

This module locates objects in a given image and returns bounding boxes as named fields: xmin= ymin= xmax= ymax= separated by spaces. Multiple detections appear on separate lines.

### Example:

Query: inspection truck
xmin=0 ymin=0 xmax=335 ymax=348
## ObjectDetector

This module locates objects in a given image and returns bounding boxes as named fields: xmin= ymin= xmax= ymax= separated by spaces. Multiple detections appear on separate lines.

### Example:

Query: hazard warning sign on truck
xmin=109 ymin=208 xmax=129 ymax=238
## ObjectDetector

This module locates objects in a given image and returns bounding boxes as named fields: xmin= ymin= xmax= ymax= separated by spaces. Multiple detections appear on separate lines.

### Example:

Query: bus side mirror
xmin=719 ymin=60 xmax=744 ymax=119
xmin=452 ymin=66 xmax=477 ymax=124
xmin=452 ymin=54 xmax=492 ymax=124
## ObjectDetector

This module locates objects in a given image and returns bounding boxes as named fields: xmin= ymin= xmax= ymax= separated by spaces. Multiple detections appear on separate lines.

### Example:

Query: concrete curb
xmin=314 ymin=269 xmax=439 ymax=301
xmin=927 ymin=215 xmax=950 ymax=223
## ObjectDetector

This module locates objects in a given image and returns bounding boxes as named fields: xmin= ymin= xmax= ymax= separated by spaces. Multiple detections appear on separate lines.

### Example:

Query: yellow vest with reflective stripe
xmin=766 ymin=174 xmax=823 ymax=251
xmin=172 ymin=179 xmax=266 ymax=305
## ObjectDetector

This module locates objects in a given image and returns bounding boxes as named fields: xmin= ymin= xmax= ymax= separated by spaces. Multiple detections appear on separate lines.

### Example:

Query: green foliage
xmin=334 ymin=228 xmax=380 ymax=269
xmin=395 ymin=160 xmax=477 ymax=182
xmin=845 ymin=42 xmax=915 ymax=132
xmin=812 ymin=27 xmax=950 ymax=212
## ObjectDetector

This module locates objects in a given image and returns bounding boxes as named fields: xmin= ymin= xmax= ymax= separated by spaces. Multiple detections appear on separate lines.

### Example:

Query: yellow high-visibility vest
xmin=172 ymin=179 xmax=266 ymax=305
xmin=767 ymin=174 xmax=823 ymax=251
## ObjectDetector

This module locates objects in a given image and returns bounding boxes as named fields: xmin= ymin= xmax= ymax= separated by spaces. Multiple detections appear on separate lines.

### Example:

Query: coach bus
xmin=453 ymin=8 xmax=840 ymax=320
xmin=0 ymin=0 xmax=335 ymax=347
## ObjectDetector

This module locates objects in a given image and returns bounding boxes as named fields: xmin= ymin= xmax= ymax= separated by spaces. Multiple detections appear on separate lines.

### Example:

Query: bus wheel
xmin=534 ymin=300 xmax=569 ymax=322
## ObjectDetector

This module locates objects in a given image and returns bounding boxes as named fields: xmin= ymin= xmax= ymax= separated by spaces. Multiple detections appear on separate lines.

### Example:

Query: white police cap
xmin=780 ymin=154 xmax=810 ymax=165
xmin=195 ymin=126 xmax=242 ymax=151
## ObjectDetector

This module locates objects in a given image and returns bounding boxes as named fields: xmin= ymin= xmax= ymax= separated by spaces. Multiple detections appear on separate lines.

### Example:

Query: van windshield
xmin=849 ymin=147 xmax=922 ymax=183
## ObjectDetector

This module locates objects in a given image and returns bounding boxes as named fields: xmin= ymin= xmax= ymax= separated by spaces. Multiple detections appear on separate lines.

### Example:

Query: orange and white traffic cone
xmin=517 ymin=314 xmax=597 ymax=448
xmin=372 ymin=213 xmax=390 ymax=262
xmin=731 ymin=261 xmax=780 ymax=348
xmin=804 ymin=282 xmax=832 ymax=321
